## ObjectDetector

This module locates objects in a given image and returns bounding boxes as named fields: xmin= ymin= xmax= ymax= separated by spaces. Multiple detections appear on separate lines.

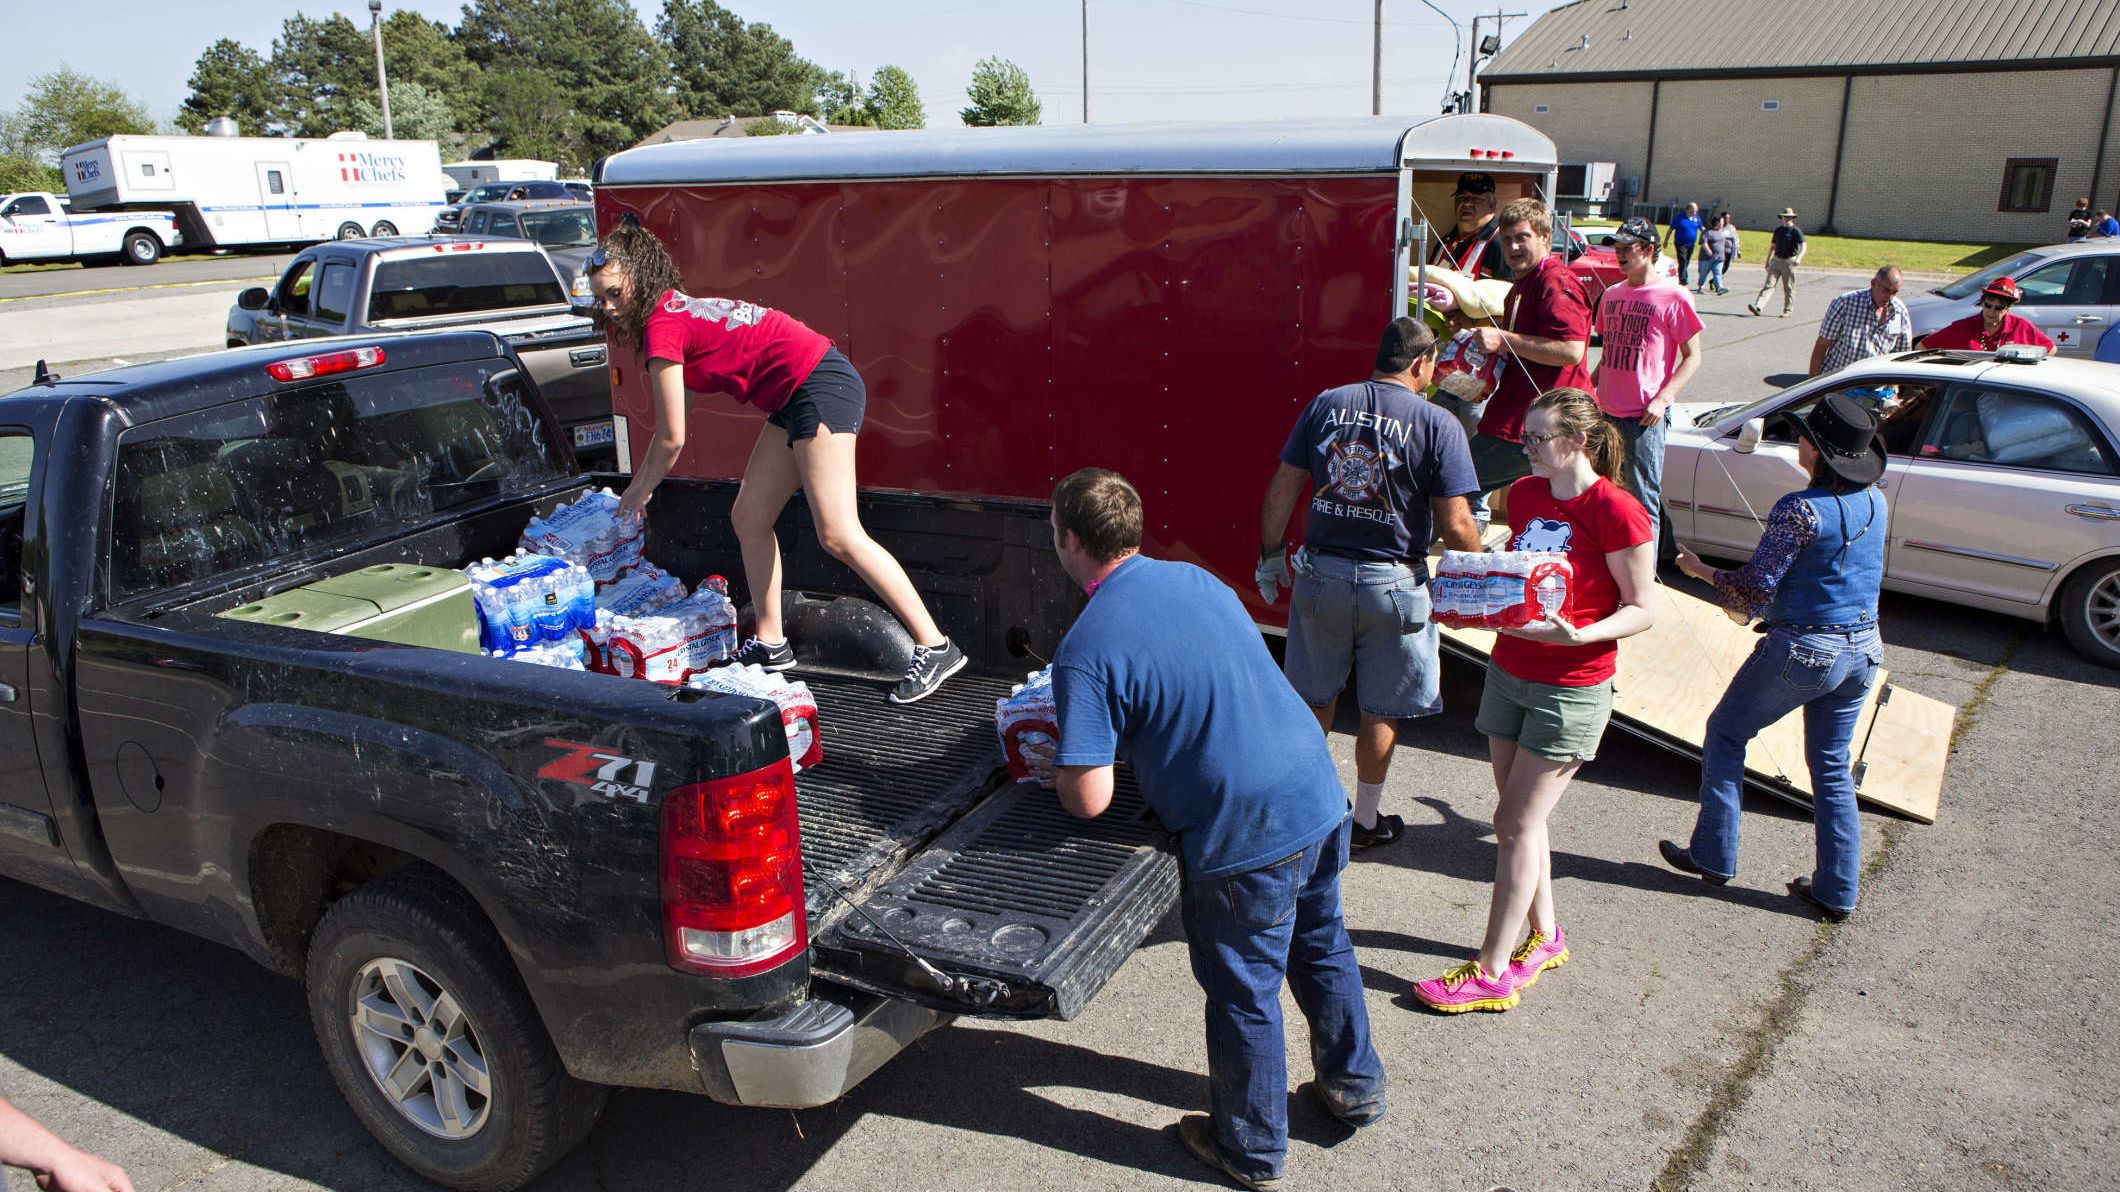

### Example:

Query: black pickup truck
xmin=0 ymin=333 xmax=1175 ymax=1190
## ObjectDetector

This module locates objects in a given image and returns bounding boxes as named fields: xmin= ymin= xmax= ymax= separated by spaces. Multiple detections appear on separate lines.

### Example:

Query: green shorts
xmin=1475 ymin=665 xmax=1615 ymax=763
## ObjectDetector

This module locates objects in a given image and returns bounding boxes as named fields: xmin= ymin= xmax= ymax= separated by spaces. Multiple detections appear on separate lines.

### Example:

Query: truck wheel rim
xmin=129 ymin=240 xmax=151 ymax=261
xmin=2091 ymin=571 xmax=2120 ymax=653
xmin=349 ymin=957 xmax=493 ymax=1140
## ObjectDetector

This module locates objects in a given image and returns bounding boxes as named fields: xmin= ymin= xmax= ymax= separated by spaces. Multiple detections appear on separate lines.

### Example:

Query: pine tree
xmin=656 ymin=0 xmax=826 ymax=117
xmin=177 ymin=39 xmax=276 ymax=136
xmin=458 ymin=0 xmax=674 ymax=161
xmin=961 ymin=57 xmax=1040 ymax=127
xmin=866 ymin=65 xmax=924 ymax=131
xmin=266 ymin=14 xmax=373 ymax=137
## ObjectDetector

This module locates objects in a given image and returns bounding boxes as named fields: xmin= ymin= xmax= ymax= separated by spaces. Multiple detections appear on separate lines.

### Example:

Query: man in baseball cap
xmin=1920 ymin=275 xmax=2056 ymax=352
xmin=1431 ymin=171 xmax=1515 ymax=282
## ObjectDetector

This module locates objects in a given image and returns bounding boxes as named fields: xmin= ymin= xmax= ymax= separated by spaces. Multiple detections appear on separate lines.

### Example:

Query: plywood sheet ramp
xmin=1434 ymin=544 xmax=1954 ymax=824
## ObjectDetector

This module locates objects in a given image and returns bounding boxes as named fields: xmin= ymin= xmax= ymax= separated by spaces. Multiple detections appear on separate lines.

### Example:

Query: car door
xmin=310 ymin=258 xmax=358 ymax=335
xmin=2009 ymin=254 xmax=2114 ymax=357
xmin=265 ymin=255 xmax=328 ymax=340
xmin=1887 ymin=380 xmax=2120 ymax=608
xmin=0 ymin=194 xmax=69 ymax=259
xmin=0 ymin=426 xmax=71 ymax=889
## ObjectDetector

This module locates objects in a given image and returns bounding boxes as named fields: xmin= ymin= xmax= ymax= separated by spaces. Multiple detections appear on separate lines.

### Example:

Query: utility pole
xmin=1468 ymin=9 xmax=1526 ymax=114
xmin=1082 ymin=0 xmax=1091 ymax=124
xmin=369 ymin=0 xmax=393 ymax=139
xmin=1372 ymin=0 xmax=1384 ymax=116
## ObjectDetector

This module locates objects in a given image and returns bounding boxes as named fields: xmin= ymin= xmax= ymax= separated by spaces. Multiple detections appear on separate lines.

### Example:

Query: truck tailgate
xmin=793 ymin=671 xmax=1177 ymax=1021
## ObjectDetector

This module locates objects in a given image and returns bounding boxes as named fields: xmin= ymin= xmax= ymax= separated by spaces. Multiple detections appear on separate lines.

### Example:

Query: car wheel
xmin=337 ymin=222 xmax=366 ymax=241
xmin=306 ymin=867 xmax=606 ymax=1191
xmin=121 ymin=231 xmax=161 ymax=265
xmin=2058 ymin=557 xmax=2120 ymax=669
xmin=371 ymin=221 xmax=399 ymax=237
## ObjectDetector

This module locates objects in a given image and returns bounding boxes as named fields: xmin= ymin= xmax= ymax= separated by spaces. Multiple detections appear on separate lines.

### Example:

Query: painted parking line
xmin=0 ymin=275 xmax=278 ymax=304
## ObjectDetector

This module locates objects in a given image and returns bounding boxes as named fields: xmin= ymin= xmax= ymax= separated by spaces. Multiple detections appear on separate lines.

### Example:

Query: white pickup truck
xmin=0 ymin=191 xmax=181 ymax=265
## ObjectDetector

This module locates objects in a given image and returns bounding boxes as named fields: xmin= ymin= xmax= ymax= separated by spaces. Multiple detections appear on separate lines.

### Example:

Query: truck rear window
xmin=368 ymin=254 xmax=565 ymax=321
xmin=109 ymin=361 xmax=568 ymax=598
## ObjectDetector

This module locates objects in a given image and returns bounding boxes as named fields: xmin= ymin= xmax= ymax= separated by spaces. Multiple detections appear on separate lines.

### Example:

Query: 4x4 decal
xmin=540 ymin=739 xmax=658 ymax=803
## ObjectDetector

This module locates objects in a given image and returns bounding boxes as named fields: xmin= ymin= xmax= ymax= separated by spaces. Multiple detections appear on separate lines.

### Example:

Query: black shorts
xmin=766 ymin=349 xmax=866 ymax=445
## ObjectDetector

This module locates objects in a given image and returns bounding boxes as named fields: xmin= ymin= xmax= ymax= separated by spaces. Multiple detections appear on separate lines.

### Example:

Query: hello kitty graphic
xmin=663 ymin=293 xmax=765 ymax=330
xmin=1512 ymin=517 xmax=1573 ymax=554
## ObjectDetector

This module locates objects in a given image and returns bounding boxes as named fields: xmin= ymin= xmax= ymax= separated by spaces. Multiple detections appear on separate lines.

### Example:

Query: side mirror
xmin=1734 ymin=418 xmax=1765 ymax=455
xmin=1598 ymin=235 xmax=1616 ymax=247
xmin=237 ymin=287 xmax=270 ymax=311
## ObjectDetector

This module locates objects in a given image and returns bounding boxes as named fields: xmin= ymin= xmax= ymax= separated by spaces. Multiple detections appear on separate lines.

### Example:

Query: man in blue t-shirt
xmin=1037 ymin=468 xmax=1385 ymax=1190
xmin=1257 ymin=318 xmax=1482 ymax=850
xmin=1663 ymin=202 xmax=1704 ymax=290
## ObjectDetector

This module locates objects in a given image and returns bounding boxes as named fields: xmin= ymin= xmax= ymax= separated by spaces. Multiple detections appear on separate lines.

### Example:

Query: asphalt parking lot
xmin=4 ymin=261 xmax=2115 ymax=1191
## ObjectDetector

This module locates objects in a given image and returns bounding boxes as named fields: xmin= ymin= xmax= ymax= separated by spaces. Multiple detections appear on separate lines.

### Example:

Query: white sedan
xmin=1662 ymin=346 xmax=2120 ymax=667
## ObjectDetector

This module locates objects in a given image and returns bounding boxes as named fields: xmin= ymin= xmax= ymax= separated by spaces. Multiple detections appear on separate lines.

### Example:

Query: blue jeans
xmin=1181 ymin=818 xmax=1384 ymax=1181
xmin=1688 ymin=627 xmax=1883 ymax=913
xmin=1430 ymin=392 xmax=1490 ymax=524
xmin=1700 ymin=253 xmax=1725 ymax=292
xmin=1286 ymin=549 xmax=1440 ymax=719
xmin=1613 ymin=414 xmax=1667 ymax=542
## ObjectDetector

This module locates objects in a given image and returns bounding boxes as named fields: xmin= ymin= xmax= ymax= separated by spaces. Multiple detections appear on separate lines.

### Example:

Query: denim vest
xmin=1763 ymin=486 xmax=1888 ymax=630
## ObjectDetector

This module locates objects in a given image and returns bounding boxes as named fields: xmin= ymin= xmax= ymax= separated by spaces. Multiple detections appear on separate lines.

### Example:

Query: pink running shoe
xmin=1507 ymin=926 xmax=1569 ymax=990
xmin=1414 ymin=959 xmax=1519 ymax=1014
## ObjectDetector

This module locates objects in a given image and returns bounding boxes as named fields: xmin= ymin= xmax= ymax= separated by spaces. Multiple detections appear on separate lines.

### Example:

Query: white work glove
xmin=1256 ymin=545 xmax=1291 ymax=604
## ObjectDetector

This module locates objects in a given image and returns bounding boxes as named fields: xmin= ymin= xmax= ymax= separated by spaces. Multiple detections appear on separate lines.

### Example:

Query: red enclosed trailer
xmin=592 ymin=115 xmax=1558 ymax=624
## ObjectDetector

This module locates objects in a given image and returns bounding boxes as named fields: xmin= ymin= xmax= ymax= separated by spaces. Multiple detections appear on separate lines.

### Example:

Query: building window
xmin=1534 ymin=103 xmax=1550 ymax=113
xmin=1999 ymin=157 xmax=2058 ymax=213
xmin=1761 ymin=99 xmax=1780 ymax=111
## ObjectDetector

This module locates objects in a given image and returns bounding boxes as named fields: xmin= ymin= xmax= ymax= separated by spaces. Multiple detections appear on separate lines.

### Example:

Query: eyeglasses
xmin=1979 ymin=298 xmax=2011 ymax=310
xmin=586 ymin=245 xmax=610 ymax=271
xmin=1520 ymin=431 xmax=1563 ymax=446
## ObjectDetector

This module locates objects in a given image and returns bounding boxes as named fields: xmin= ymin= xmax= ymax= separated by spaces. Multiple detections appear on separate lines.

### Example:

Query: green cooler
xmin=220 ymin=564 xmax=480 ymax=654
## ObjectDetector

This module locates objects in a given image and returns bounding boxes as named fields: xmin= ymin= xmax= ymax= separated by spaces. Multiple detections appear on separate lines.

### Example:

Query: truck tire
xmin=337 ymin=222 xmax=367 ymax=241
xmin=121 ymin=231 xmax=162 ymax=266
xmin=305 ymin=867 xmax=607 ymax=1191
xmin=2058 ymin=557 xmax=2120 ymax=669
xmin=371 ymin=220 xmax=399 ymax=237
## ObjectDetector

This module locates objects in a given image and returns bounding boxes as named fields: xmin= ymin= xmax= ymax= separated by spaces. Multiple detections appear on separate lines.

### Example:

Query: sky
xmin=2 ymin=0 xmax=1568 ymax=133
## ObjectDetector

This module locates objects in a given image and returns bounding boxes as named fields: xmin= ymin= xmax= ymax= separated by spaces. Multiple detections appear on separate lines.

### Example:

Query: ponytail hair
xmin=1529 ymin=386 xmax=1628 ymax=488
xmin=587 ymin=217 xmax=683 ymax=357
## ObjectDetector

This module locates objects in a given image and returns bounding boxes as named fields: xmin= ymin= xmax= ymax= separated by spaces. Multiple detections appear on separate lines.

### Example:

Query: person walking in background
xmin=2099 ymin=210 xmax=2120 ymax=238
xmin=1811 ymin=266 xmax=1911 ymax=377
xmin=1414 ymin=388 xmax=1656 ymax=1014
xmin=2067 ymin=197 xmax=2094 ymax=241
xmin=1 ymin=1096 xmax=134 ymax=1192
xmin=1663 ymin=202 xmax=1703 ymax=291
xmin=1039 ymin=468 xmax=1386 ymax=1190
xmin=1749 ymin=208 xmax=1805 ymax=317
xmin=1466 ymin=198 xmax=1596 ymax=509
xmin=1258 ymin=318 xmax=1485 ymax=850
xmin=1592 ymin=218 xmax=1704 ymax=543
xmin=1699 ymin=214 xmax=1735 ymax=296
xmin=1719 ymin=212 xmax=1742 ymax=284
xmin=1921 ymin=277 xmax=2054 ymax=352
xmin=1662 ymin=397 xmax=1890 ymax=923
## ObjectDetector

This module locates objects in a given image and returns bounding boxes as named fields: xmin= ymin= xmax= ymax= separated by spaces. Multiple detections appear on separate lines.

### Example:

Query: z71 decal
xmin=540 ymin=739 xmax=659 ymax=803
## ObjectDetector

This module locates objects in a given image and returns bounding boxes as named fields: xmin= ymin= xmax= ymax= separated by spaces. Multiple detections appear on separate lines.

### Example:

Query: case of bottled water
xmin=518 ymin=488 xmax=645 ymax=584
xmin=602 ymin=589 xmax=737 ymax=684
xmin=464 ymin=554 xmax=595 ymax=656
xmin=595 ymin=563 xmax=688 ymax=617
xmin=683 ymin=664 xmax=822 ymax=771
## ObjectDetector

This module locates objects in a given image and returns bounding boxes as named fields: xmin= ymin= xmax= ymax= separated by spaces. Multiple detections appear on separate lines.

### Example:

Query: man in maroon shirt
xmin=1466 ymin=198 xmax=1595 ymax=513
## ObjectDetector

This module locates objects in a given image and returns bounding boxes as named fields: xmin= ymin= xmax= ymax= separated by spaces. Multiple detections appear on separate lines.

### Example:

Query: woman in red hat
xmin=1921 ymin=277 xmax=2055 ymax=352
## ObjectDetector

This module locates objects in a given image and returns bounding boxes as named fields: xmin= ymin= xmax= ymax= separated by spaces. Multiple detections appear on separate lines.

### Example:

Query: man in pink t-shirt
xmin=1591 ymin=217 xmax=1704 ymax=541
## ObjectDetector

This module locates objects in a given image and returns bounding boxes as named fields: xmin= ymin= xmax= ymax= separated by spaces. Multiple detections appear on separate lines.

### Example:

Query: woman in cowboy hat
xmin=1921 ymin=276 xmax=2056 ymax=352
xmin=1660 ymin=395 xmax=1890 ymax=922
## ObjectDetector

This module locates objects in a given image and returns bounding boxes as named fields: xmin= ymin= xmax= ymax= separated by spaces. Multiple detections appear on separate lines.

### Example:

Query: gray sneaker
xmin=888 ymin=638 xmax=966 ymax=704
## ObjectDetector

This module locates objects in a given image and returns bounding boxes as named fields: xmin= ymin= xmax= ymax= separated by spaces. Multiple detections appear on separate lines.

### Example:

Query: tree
xmin=177 ymin=39 xmax=276 ymax=136
xmin=477 ymin=70 xmax=584 ymax=170
xmin=0 ymin=113 xmax=61 ymax=192
xmin=961 ymin=57 xmax=1040 ymax=127
xmin=351 ymin=81 xmax=459 ymax=144
xmin=866 ymin=65 xmax=924 ymax=131
xmin=816 ymin=70 xmax=873 ymax=126
xmin=267 ymin=14 xmax=373 ymax=137
xmin=12 ymin=68 xmax=155 ymax=160
xmin=458 ymin=0 xmax=674 ymax=162
xmin=656 ymin=0 xmax=824 ymax=118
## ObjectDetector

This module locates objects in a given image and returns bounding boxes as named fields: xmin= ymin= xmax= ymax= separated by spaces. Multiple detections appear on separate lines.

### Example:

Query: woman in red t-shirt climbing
xmin=585 ymin=220 xmax=965 ymax=704
xmin=1415 ymin=386 xmax=1658 ymax=1014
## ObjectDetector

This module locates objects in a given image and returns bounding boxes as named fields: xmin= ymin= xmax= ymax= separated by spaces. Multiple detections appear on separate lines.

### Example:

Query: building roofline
xmin=1483 ymin=54 xmax=2120 ymax=86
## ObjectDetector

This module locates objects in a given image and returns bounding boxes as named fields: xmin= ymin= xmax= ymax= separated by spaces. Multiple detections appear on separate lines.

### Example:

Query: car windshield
xmin=518 ymin=209 xmax=594 ymax=248
xmin=1934 ymin=251 xmax=2048 ymax=299
xmin=467 ymin=183 xmax=514 ymax=203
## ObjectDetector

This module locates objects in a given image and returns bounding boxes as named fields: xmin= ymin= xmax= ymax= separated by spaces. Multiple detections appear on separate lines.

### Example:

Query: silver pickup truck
xmin=227 ymin=237 xmax=615 ymax=465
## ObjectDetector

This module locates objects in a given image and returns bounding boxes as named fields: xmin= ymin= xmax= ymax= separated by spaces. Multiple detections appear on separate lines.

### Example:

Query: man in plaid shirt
xmin=1810 ymin=266 xmax=1912 ymax=376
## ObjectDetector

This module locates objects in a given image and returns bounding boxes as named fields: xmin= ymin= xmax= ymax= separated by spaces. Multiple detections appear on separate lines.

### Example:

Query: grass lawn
xmin=1731 ymin=230 xmax=2032 ymax=276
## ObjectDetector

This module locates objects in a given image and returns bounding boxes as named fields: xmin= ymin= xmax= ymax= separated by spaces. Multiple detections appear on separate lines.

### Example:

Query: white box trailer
xmin=61 ymin=134 xmax=449 ymax=250
xmin=442 ymin=158 xmax=559 ymax=189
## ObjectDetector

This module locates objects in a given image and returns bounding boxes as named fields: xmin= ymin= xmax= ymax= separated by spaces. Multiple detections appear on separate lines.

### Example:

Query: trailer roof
xmin=596 ymin=115 xmax=1556 ymax=186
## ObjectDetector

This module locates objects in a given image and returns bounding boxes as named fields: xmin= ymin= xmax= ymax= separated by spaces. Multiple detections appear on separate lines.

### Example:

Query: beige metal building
xmin=1481 ymin=0 xmax=2120 ymax=242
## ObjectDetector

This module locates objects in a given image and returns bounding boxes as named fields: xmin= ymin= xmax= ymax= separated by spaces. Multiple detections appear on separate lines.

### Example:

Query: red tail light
xmin=659 ymin=760 xmax=806 ymax=977
xmin=266 ymin=346 xmax=386 ymax=382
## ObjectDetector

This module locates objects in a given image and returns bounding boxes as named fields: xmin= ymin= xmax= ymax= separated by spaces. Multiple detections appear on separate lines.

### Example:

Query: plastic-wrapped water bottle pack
xmin=683 ymin=664 xmax=822 ymax=772
xmin=519 ymin=488 xmax=646 ymax=585
xmin=597 ymin=589 xmax=738 ymax=684
xmin=464 ymin=554 xmax=596 ymax=658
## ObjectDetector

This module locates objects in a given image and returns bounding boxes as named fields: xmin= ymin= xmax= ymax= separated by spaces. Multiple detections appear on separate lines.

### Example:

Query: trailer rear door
xmin=256 ymin=162 xmax=298 ymax=240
